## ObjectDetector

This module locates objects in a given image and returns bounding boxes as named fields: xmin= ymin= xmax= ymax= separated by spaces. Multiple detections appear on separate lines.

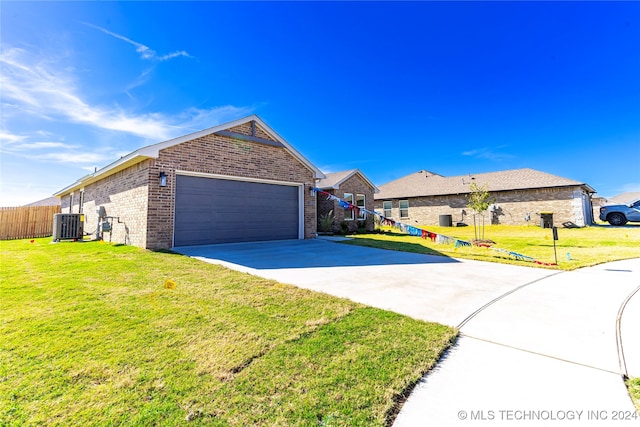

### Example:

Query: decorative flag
xmin=311 ymin=187 xmax=555 ymax=265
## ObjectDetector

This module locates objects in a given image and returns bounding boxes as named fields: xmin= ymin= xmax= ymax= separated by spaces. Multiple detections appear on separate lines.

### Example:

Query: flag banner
xmin=312 ymin=187 xmax=555 ymax=266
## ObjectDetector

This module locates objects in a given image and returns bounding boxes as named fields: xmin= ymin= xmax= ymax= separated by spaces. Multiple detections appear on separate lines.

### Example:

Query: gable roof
xmin=55 ymin=115 xmax=325 ymax=196
xmin=317 ymin=169 xmax=379 ymax=193
xmin=375 ymin=168 xmax=595 ymax=200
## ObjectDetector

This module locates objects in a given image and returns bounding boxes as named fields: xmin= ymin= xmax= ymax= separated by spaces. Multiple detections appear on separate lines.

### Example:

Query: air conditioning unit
xmin=52 ymin=213 xmax=84 ymax=242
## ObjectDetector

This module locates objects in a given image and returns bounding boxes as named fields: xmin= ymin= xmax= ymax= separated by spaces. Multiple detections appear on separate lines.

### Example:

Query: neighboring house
xmin=592 ymin=196 xmax=607 ymax=222
xmin=316 ymin=169 xmax=379 ymax=233
xmin=593 ymin=192 xmax=640 ymax=223
xmin=54 ymin=115 xmax=325 ymax=249
xmin=606 ymin=192 xmax=640 ymax=205
xmin=374 ymin=168 xmax=596 ymax=227
xmin=24 ymin=197 xmax=61 ymax=207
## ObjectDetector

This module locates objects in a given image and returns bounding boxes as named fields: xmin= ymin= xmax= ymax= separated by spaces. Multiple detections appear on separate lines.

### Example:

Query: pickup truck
xmin=599 ymin=199 xmax=640 ymax=225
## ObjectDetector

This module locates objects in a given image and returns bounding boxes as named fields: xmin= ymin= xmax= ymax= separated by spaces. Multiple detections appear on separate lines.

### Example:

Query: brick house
xmin=374 ymin=168 xmax=596 ymax=227
xmin=316 ymin=169 xmax=378 ymax=233
xmin=54 ymin=115 xmax=325 ymax=249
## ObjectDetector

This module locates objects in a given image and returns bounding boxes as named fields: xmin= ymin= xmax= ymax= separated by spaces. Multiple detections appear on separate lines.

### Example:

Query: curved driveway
xmin=174 ymin=239 xmax=640 ymax=426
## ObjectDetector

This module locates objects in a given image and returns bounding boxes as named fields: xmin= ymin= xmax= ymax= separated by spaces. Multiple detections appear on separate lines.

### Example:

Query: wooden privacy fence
xmin=0 ymin=205 xmax=61 ymax=240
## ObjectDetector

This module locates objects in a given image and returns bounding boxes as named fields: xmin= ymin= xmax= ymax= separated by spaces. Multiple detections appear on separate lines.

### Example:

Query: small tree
xmin=467 ymin=182 xmax=494 ymax=241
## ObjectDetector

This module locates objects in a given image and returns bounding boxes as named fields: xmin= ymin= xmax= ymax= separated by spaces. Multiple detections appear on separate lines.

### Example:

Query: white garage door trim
xmin=173 ymin=170 xmax=304 ymax=247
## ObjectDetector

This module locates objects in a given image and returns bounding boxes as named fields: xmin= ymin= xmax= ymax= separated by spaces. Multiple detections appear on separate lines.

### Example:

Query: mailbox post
xmin=552 ymin=226 xmax=559 ymax=265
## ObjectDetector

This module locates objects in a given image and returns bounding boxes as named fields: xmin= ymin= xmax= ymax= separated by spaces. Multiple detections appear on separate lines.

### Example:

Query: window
xmin=383 ymin=201 xmax=392 ymax=218
xmin=400 ymin=200 xmax=409 ymax=218
xmin=344 ymin=193 xmax=354 ymax=220
xmin=356 ymin=194 xmax=366 ymax=220
xmin=69 ymin=193 xmax=75 ymax=213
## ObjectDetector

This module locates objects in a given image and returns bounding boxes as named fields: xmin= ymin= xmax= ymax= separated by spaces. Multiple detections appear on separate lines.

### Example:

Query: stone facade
xmin=60 ymin=118 xmax=319 ymax=249
xmin=374 ymin=186 xmax=594 ymax=227
xmin=317 ymin=173 xmax=375 ymax=233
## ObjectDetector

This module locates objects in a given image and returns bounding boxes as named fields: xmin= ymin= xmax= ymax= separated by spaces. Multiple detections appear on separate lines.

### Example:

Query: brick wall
xmin=318 ymin=174 xmax=375 ymax=233
xmin=146 ymin=123 xmax=317 ymax=249
xmin=58 ymin=122 xmax=317 ymax=250
xmin=62 ymin=161 xmax=151 ymax=246
xmin=374 ymin=186 xmax=592 ymax=227
xmin=230 ymin=121 xmax=274 ymax=141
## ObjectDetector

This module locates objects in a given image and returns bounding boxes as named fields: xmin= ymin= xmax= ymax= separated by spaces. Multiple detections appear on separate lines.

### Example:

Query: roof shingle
xmin=317 ymin=169 xmax=379 ymax=193
xmin=375 ymin=168 xmax=594 ymax=199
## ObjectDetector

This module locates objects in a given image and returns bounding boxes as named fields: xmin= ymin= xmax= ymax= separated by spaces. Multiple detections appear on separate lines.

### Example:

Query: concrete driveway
xmin=174 ymin=238 xmax=552 ymax=327
xmin=174 ymin=239 xmax=640 ymax=426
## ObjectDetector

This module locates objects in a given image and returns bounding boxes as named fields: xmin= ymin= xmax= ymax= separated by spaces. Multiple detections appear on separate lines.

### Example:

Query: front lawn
xmin=0 ymin=238 xmax=456 ymax=426
xmin=628 ymin=378 xmax=640 ymax=413
xmin=343 ymin=225 xmax=640 ymax=270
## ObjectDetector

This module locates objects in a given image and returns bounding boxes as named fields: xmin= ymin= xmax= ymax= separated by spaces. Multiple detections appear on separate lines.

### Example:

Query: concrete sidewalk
xmin=174 ymin=240 xmax=640 ymax=426
xmin=394 ymin=258 xmax=640 ymax=426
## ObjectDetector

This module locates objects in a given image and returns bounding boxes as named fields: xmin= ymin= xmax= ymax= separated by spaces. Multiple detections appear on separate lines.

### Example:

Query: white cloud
xmin=28 ymin=151 xmax=111 ymax=164
xmin=85 ymin=23 xmax=193 ymax=62
xmin=1 ymin=139 xmax=113 ymax=165
xmin=11 ymin=141 xmax=79 ymax=150
xmin=1 ymin=47 xmax=178 ymax=140
xmin=0 ymin=43 xmax=254 ymax=181
xmin=157 ymin=51 xmax=191 ymax=61
xmin=1 ymin=47 xmax=254 ymax=144
xmin=125 ymin=68 xmax=155 ymax=98
xmin=462 ymin=147 xmax=515 ymax=161
xmin=0 ymin=131 xmax=26 ymax=144
xmin=0 ymin=30 xmax=251 ymax=207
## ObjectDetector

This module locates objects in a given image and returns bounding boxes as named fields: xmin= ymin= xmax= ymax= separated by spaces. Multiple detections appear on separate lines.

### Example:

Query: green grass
xmin=629 ymin=378 xmax=640 ymax=414
xmin=0 ymin=238 xmax=456 ymax=426
xmin=343 ymin=224 xmax=640 ymax=270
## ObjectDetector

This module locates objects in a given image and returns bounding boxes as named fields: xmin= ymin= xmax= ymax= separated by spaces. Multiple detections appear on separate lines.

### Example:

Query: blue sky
xmin=1 ymin=1 xmax=639 ymax=206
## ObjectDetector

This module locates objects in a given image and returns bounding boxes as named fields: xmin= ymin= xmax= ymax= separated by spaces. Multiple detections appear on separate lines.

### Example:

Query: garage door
xmin=174 ymin=175 xmax=300 ymax=246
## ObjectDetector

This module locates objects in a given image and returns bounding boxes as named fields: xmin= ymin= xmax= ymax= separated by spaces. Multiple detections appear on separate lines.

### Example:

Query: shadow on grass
xmin=341 ymin=234 xmax=450 ymax=257
xmin=592 ymin=223 xmax=640 ymax=229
